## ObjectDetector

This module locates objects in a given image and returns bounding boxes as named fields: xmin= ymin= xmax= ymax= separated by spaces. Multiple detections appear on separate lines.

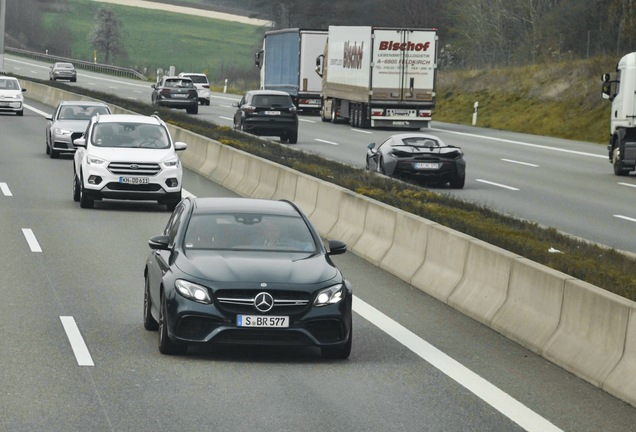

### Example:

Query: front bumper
xmin=0 ymin=100 xmax=23 ymax=113
xmin=82 ymin=163 xmax=182 ymax=202
xmin=164 ymin=286 xmax=353 ymax=349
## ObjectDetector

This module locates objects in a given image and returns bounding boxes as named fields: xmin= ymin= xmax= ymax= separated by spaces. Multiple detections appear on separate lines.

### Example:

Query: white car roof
xmin=95 ymin=114 xmax=162 ymax=125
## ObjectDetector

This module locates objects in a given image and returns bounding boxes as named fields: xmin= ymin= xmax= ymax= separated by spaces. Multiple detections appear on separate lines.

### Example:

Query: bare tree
xmin=88 ymin=7 xmax=125 ymax=64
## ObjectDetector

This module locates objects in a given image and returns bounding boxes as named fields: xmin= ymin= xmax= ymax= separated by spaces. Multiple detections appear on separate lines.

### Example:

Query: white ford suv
xmin=73 ymin=114 xmax=187 ymax=210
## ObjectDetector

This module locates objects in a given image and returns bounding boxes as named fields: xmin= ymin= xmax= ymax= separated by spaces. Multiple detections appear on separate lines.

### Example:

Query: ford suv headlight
xmin=162 ymin=158 xmax=180 ymax=169
xmin=314 ymin=284 xmax=344 ymax=306
xmin=87 ymin=156 xmax=107 ymax=165
xmin=175 ymin=279 xmax=212 ymax=304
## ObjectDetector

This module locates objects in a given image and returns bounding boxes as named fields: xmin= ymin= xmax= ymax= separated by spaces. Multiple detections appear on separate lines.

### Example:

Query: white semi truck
xmin=602 ymin=52 xmax=636 ymax=175
xmin=315 ymin=26 xmax=438 ymax=129
xmin=255 ymin=28 xmax=327 ymax=112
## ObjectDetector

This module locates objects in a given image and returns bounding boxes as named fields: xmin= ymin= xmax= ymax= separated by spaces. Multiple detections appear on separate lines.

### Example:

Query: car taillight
xmin=371 ymin=108 xmax=384 ymax=117
xmin=160 ymin=89 xmax=171 ymax=96
xmin=202 ymin=85 xmax=210 ymax=89
xmin=288 ymin=106 xmax=297 ymax=113
xmin=244 ymin=105 xmax=256 ymax=113
xmin=418 ymin=111 xmax=431 ymax=118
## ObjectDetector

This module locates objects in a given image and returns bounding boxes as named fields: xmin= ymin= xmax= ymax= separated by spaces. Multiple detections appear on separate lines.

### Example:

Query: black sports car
xmin=366 ymin=133 xmax=466 ymax=188
xmin=143 ymin=197 xmax=352 ymax=358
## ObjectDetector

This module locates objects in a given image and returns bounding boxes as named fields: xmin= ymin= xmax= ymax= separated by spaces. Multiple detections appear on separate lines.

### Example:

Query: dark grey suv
xmin=233 ymin=90 xmax=299 ymax=143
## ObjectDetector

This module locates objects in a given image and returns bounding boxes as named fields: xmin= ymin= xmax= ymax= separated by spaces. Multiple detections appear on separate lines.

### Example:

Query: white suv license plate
xmin=119 ymin=176 xmax=149 ymax=184
xmin=264 ymin=111 xmax=281 ymax=115
xmin=237 ymin=315 xmax=289 ymax=328
xmin=415 ymin=162 xmax=441 ymax=169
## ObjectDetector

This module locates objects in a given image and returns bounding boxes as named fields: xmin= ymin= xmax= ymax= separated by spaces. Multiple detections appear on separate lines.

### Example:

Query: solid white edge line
xmin=23 ymin=103 xmax=50 ymax=117
xmin=618 ymin=182 xmax=636 ymax=188
xmin=429 ymin=127 xmax=605 ymax=159
xmin=21 ymin=228 xmax=42 ymax=252
xmin=315 ymin=138 xmax=339 ymax=146
xmin=353 ymin=296 xmax=563 ymax=432
xmin=501 ymin=158 xmax=539 ymax=168
xmin=60 ymin=316 xmax=95 ymax=367
xmin=614 ymin=214 xmax=636 ymax=223
xmin=0 ymin=182 xmax=12 ymax=196
xmin=476 ymin=179 xmax=520 ymax=191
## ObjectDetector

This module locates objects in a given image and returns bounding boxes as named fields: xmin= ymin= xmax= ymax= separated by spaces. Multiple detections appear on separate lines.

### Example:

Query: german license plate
xmin=415 ymin=162 xmax=440 ymax=169
xmin=264 ymin=111 xmax=281 ymax=115
xmin=237 ymin=315 xmax=289 ymax=328
xmin=173 ymin=94 xmax=188 ymax=98
xmin=119 ymin=177 xmax=149 ymax=184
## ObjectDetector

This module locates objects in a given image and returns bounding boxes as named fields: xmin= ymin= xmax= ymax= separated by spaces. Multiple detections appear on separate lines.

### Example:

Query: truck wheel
xmin=612 ymin=147 xmax=630 ymax=176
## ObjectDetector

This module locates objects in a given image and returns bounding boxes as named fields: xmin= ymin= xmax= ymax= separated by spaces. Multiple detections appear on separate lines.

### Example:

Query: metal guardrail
xmin=6 ymin=47 xmax=147 ymax=80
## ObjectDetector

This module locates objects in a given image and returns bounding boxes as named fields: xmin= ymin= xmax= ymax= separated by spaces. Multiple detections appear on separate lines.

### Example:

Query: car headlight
xmin=162 ymin=158 xmax=180 ymax=168
xmin=54 ymin=128 xmax=72 ymax=136
xmin=175 ymin=279 xmax=212 ymax=304
xmin=87 ymin=156 xmax=106 ymax=165
xmin=314 ymin=284 xmax=344 ymax=306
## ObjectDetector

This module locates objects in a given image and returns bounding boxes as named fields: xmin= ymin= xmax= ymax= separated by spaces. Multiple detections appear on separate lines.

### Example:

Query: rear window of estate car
xmin=185 ymin=75 xmax=209 ymax=84
xmin=165 ymin=79 xmax=194 ymax=88
xmin=252 ymin=95 xmax=293 ymax=108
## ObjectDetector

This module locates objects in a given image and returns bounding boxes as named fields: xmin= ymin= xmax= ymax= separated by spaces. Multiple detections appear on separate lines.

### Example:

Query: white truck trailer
xmin=315 ymin=26 xmax=438 ymax=129
xmin=602 ymin=52 xmax=636 ymax=175
xmin=255 ymin=28 xmax=327 ymax=112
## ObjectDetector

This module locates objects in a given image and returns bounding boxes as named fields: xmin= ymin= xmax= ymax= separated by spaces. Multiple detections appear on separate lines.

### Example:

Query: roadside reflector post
xmin=472 ymin=101 xmax=479 ymax=126
xmin=223 ymin=78 xmax=228 ymax=93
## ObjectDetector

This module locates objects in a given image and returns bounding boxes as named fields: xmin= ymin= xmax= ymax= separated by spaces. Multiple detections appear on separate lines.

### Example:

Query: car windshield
xmin=252 ymin=95 xmax=292 ymax=108
xmin=0 ymin=79 xmax=19 ymax=90
xmin=400 ymin=137 xmax=440 ymax=147
xmin=59 ymin=105 xmax=110 ymax=120
xmin=184 ymin=213 xmax=316 ymax=253
xmin=165 ymin=79 xmax=194 ymax=88
xmin=91 ymin=122 xmax=170 ymax=149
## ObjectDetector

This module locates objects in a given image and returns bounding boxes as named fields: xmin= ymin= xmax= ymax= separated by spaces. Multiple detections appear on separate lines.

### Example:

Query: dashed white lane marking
xmin=476 ymin=179 xmax=520 ymax=191
xmin=60 ymin=316 xmax=95 ymax=367
xmin=22 ymin=228 xmax=42 ymax=252
xmin=0 ymin=182 xmax=12 ymax=196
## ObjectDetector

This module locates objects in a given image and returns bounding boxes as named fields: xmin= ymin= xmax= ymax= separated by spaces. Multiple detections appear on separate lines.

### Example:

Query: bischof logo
xmin=254 ymin=292 xmax=274 ymax=312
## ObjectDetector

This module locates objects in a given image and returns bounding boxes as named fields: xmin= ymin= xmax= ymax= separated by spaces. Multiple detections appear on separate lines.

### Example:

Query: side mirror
xmin=174 ymin=141 xmax=187 ymax=151
xmin=148 ymin=235 xmax=170 ymax=250
xmin=327 ymin=240 xmax=347 ymax=256
xmin=22 ymin=88 xmax=27 ymax=93
xmin=602 ymin=73 xmax=611 ymax=82
xmin=73 ymin=137 xmax=87 ymax=148
xmin=232 ymin=102 xmax=239 ymax=107
xmin=151 ymin=84 xmax=156 ymax=89
xmin=367 ymin=143 xmax=376 ymax=150
xmin=315 ymin=54 xmax=324 ymax=77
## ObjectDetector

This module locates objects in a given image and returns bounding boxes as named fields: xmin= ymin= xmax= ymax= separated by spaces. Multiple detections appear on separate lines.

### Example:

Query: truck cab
xmin=602 ymin=52 xmax=636 ymax=175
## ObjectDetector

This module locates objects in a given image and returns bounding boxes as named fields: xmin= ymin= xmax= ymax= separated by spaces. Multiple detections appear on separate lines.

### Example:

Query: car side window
xmin=164 ymin=204 xmax=186 ymax=245
xmin=377 ymin=137 xmax=392 ymax=151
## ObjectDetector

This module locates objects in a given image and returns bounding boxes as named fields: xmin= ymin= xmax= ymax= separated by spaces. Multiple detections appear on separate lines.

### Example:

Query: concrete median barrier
xmin=603 ymin=307 xmax=636 ymax=407
xmin=172 ymin=129 xmax=208 ymax=174
xmin=222 ymin=148 xmax=250 ymax=192
xmin=252 ymin=160 xmax=280 ymax=200
xmin=352 ymin=200 xmax=396 ymax=266
xmin=410 ymin=224 xmax=470 ymax=303
xmin=491 ymin=258 xmax=568 ymax=353
xmin=309 ymin=181 xmax=344 ymax=235
xmin=543 ymin=279 xmax=631 ymax=387
xmin=293 ymin=174 xmax=319 ymax=217
xmin=447 ymin=239 xmax=519 ymax=326
xmin=327 ymin=190 xmax=368 ymax=247
xmin=380 ymin=211 xmax=434 ymax=284
xmin=272 ymin=166 xmax=300 ymax=202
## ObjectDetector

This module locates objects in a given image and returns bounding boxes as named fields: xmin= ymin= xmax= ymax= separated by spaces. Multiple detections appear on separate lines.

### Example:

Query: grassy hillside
xmin=41 ymin=0 xmax=266 ymax=83
xmin=435 ymin=57 xmax=614 ymax=145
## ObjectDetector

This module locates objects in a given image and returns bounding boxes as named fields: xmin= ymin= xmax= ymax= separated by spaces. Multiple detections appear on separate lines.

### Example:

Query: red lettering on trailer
xmin=379 ymin=41 xmax=431 ymax=52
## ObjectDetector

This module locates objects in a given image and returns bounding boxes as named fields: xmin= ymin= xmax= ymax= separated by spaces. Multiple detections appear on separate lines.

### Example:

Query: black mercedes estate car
xmin=143 ymin=197 xmax=352 ymax=358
